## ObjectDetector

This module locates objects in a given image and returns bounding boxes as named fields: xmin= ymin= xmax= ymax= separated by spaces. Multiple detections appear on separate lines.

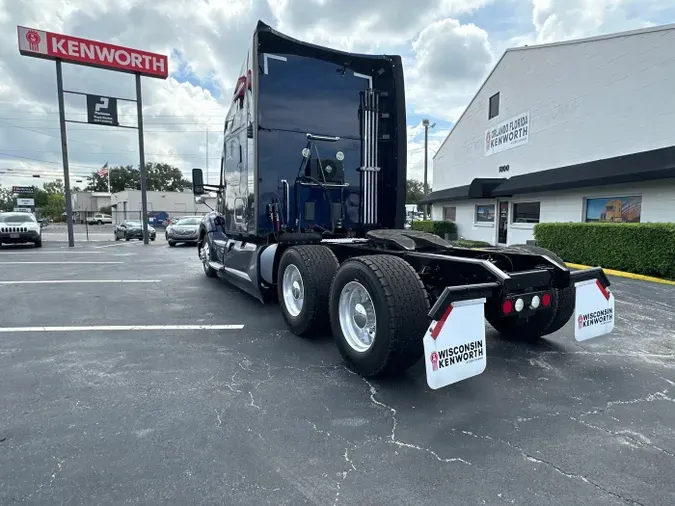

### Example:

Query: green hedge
xmin=534 ymin=222 xmax=675 ymax=279
xmin=411 ymin=220 xmax=457 ymax=236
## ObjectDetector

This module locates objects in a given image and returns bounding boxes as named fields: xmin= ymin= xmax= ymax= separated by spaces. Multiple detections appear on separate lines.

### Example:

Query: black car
xmin=165 ymin=216 xmax=201 ymax=246
xmin=114 ymin=220 xmax=156 ymax=241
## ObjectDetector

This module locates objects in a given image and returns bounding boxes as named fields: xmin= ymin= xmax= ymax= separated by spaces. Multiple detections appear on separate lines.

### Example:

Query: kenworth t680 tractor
xmin=191 ymin=21 xmax=616 ymax=390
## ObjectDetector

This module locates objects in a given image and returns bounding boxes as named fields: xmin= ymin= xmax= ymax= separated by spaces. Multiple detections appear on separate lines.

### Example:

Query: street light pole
xmin=422 ymin=118 xmax=429 ymax=220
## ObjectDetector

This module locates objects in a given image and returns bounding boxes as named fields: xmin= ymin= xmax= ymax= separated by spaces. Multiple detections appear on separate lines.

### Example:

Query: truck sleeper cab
xmin=191 ymin=21 xmax=616 ymax=391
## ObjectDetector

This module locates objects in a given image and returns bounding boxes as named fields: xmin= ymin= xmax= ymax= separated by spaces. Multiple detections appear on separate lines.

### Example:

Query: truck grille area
xmin=1 ymin=226 xmax=28 ymax=233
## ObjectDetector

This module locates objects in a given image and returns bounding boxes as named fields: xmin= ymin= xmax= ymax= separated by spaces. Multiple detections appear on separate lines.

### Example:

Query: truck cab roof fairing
xmin=254 ymin=20 xmax=408 ymax=231
xmin=255 ymin=20 xmax=398 ymax=70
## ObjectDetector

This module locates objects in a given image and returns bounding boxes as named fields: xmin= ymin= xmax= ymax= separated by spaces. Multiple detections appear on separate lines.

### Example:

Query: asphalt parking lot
xmin=0 ymin=241 xmax=673 ymax=505
xmin=41 ymin=223 xmax=160 ymax=243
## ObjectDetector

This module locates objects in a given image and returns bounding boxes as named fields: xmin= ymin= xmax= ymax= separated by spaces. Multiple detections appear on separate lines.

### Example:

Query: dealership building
xmin=423 ymin=24 xmax=675 ymax=246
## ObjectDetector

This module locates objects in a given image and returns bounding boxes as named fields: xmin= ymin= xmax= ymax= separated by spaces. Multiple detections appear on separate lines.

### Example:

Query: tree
xmin=406 ymin=179 xmax=431 ymax=206
xmin=41 ymin=193 xmax=65 ymax=219
xmin=43 ymin=179 xmax=64 ymax=195
xmin=33 ymin=188 xmax=49 ymax=208
xmin=84 ymin=163 xmax=191 ymax=193
xmin=146 ymin=162 xmax=192 ymax=192
xmin=0 ymin=187 xmax=13 ymax=211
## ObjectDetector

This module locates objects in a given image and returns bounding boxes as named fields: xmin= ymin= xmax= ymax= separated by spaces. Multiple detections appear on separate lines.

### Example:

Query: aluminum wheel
xmin=282 ymin=264 xmax=304 ymax=317
xmin=200 ymin=240 xmax=210 ymax=270
xmin=338 ymin=281 xmax=377 ymax=353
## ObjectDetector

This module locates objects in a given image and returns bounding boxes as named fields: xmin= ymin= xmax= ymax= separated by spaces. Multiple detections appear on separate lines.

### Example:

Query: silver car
xmin=165 ymin=216 xmax=202 ymax=246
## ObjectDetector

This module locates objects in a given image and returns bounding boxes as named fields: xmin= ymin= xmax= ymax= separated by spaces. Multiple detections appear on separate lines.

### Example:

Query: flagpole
xmin=108 ymin=166 xmax=111 ymax=193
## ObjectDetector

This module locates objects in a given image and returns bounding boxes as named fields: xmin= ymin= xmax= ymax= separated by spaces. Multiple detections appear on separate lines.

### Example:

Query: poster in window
xmin=476 ymin=204 xmax=495 ymax=222
xmin=585 ymin=196 xmax=641 ymax=223
xmin=443 ymin=206 xmax=456 ymax=222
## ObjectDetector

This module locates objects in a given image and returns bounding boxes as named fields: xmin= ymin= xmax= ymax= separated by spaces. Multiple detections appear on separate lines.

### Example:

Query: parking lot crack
xmin=333 ymin=447 xmax=357 ymax=506
xmin=361 ymin=377 xmax=471 ymax=466
xmin=248 ymin=391 xmax=261 ymax=410
xmin=579 ymin=390 xmax=673 ymax=418
xmin=465 ymin=429 xmax=645 ymax=506
xmin=570 ymin=415 xmax=675 ymax=459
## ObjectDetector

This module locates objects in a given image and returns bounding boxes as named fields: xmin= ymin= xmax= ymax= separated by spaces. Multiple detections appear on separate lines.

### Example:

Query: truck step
xmin=208 ymin=260 xmax=224 ymax=271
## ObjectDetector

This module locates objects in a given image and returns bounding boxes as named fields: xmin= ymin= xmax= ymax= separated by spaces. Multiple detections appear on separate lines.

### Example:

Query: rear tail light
xmin=542 ymin=293 xmax=552 ymax=307
xmin=502 ymin=300 xmax=513 ymax=315
xmin=531 ymin=295 xmax=541 ymax=309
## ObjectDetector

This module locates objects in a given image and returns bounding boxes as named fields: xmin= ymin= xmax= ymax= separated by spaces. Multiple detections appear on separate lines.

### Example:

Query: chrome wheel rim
xmin=200 ymin=241 xmax=210 ymax=271
xmin=338 ymin=281 xmax=377 ymax=353
xmin=282 ymin=264 xmax=304 ymax=317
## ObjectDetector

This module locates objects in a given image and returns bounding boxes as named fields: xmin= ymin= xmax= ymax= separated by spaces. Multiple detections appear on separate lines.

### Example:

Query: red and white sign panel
xmin=17 ymin=26 xmax=168 ymax=79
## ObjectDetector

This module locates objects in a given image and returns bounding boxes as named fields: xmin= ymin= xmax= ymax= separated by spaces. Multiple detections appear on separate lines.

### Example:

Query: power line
xmin=0 ymin=125 xmax=221 ymax=133
xmin=0 ymin=151 xmax=96 ymax=169
xmin=0 ymin=149 xmax=222 ymax=158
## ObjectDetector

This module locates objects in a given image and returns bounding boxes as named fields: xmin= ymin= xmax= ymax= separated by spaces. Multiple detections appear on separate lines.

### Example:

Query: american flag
xmin=97 ymin=162 xmax=109 ymax=177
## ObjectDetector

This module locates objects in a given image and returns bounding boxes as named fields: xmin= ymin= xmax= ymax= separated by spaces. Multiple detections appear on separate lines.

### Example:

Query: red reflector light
xmin=502 ymin=300 xmax=513 ymax=314
xmin=542 ymin=293 xmax=552 ymax=307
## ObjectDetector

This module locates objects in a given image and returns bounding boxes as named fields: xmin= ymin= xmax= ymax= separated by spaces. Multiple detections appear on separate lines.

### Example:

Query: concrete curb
xmin=565 ymin=262 xmax=675 ymax=286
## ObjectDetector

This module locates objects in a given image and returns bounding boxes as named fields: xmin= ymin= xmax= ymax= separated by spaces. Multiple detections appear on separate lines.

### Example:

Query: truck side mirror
xmin=192 ymin=168 xmax=204 ymax=195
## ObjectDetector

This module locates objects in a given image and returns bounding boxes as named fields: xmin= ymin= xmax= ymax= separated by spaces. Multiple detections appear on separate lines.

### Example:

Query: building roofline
xmin=433 ymin=22 xmax=675 ymax=162
xmin=508 ymin=22 xmax=675 ymax=54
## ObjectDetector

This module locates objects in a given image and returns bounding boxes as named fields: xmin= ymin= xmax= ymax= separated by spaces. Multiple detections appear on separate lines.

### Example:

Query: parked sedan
xmin=114 ymin=220 xmax=156 ymax=241
xmin=165 ymin=216 xmax=201 ymax=246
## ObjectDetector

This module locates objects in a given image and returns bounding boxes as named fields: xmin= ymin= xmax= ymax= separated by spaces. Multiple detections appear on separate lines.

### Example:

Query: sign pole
xmin=136 ymin=73 xmax=149 ymax=245
xmin=56 ymin=60 xmax=75 ymax=247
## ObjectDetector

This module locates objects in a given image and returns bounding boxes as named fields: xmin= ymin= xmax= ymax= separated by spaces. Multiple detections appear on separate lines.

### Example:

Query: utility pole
xmin=422 ymin=118 xmax=429 ymax=220
xmin=421 ymin=118 xmax=435 ymax=220
xmin=206 ymin=128 xmax=209 ymax=185
xmin=56 ymin=60 xmax=75 ymax=247
xmin=136 ymin=73 xmax=150 ymax=245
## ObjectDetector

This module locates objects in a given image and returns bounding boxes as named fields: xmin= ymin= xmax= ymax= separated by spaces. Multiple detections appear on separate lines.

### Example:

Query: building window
xmin=475 ymin=204 xmax=495 ymax=222
xmin=585 ymin=196 xmax=642 ymax=223
xmin=488 ymin=92 xmax=500 ymax=119
xmin=443 ymin=206 xmax=456 ymax=222
xmin=512 ymin=202 xmax=540 ymax=224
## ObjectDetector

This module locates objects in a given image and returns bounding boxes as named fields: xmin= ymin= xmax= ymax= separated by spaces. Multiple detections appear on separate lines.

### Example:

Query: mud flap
xmin=574 ymin=278 xmax=615 ymax=342
xmin=423 ymin=298 xmax=487 ymax=390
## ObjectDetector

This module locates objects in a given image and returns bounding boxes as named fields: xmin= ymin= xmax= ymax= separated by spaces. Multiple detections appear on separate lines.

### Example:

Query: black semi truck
xmin=191 ymin=21 xmax=616 ymax=390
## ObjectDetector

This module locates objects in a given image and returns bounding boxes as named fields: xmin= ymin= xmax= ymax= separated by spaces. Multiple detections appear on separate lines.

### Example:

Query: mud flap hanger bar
xmin=428 ymin=282 xmax=500 ymax=321
xmin=427 ymin=266 xmax=611 ymax=321
xmin=569 ymin=266 xmax=611 ymax=288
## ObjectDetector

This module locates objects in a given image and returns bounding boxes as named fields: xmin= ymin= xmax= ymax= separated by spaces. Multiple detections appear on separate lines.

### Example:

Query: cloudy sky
xmin=1 ymin=0 xmax=673 ymax=189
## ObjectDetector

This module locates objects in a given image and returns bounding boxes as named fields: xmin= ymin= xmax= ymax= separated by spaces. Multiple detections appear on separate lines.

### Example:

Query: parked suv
xmin=0 ymin=212 xmax=43 ymax=247
xmin=87 ymin=213 xmax=113 ymax=225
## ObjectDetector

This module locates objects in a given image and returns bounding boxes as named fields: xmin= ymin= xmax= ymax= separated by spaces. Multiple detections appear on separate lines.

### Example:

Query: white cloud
xmin=532 ymin=0 xmax=658 ymax=43
xmin=0 ymin=0 xmax=672 ymax=190
xmin=406 ymin=18 xmax=495 ymax=124
xmin=266 ymin=0 xmax=494 ymax=50
xmin=407 ymin=127 xmax=451 ymax=187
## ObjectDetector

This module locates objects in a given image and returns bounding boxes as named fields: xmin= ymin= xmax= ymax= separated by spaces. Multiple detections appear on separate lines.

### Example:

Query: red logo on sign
xmin=430 ymin=352 xmax=439 ymax=371
xmin=26 ymin=30 xmax=41 ymax=51
xmin=485 ymin=130 xmax=491 ymax=151
xmin=578 ymin=315 xmax=584 ymax=329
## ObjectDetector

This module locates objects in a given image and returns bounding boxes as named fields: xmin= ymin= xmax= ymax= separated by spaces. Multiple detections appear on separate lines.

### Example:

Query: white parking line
xmin=0 ymin=324 xmax=245 ymax=333
xmin=96 ymin=242 xmax=143 ymax=249
xmin=0 ymin=261 xmax=124 ymax=265
xmin=0 ymin=250 xmax=104 ymax=254
xmin=0 ymin=279 xmax=160 ymax=284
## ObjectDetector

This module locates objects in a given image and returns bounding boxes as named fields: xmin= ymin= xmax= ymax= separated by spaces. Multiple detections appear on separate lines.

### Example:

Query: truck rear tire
xmin=329 ymin=255 xmax=429 ymax=377
xmin=277 ymin=245 xmax=339 ymax=336
xmin=485 ymin=244 xmax=574 ymax=340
